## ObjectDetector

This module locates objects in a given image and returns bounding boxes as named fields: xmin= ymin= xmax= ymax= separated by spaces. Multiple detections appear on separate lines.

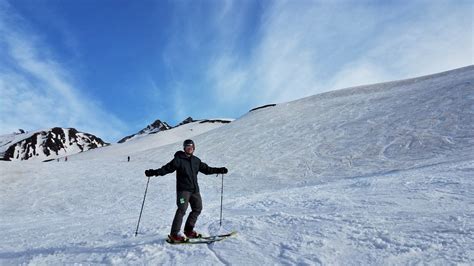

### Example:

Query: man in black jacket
xmin=145 ymin=139 xmax=228 ymax=243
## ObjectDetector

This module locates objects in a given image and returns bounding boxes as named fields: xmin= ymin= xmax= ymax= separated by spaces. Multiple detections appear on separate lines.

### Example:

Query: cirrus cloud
xmin=0 ymin=1 xmax=126 ymax=141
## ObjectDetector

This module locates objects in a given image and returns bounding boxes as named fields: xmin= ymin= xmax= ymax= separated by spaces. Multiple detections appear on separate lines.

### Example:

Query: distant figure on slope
xmin=144 ymin=139 xmax=228 ymax=243
xmin=128 ymin=156 xmax=130 ymax=162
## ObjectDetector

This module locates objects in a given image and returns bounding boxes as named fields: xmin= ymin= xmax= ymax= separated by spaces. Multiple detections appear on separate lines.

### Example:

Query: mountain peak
xmin=118 ymin=119 xmax=171 ymax=143
xmin=0 ymin=127 xmax=109 ymax=161
xmin=176 ymin=117 xmax=195 ymax=127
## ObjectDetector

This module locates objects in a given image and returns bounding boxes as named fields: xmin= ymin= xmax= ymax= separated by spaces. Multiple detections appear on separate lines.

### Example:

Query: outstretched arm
xmin=145 ymin=158 xmax=178 ymax=177
xmin=199 ymin=162 xmax=228 ymax=175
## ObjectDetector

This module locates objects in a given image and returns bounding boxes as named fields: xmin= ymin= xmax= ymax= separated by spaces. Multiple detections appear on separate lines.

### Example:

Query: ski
xmin=166 ymin=231 xmax=237 ymax=245
xmin=200 ymin=231 xmax=237 ymax=240
xmin=166 ymin=237 xmax=223 ymax=245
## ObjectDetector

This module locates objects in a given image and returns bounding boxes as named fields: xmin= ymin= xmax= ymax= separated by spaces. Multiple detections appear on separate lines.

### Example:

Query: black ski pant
xmin=171 ymin=191 xmax=202 ymax=235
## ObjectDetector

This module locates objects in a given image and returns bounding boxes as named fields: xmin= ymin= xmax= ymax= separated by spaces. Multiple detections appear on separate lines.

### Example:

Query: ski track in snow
xmin=1 ymin=66 xmax=473 ymax=265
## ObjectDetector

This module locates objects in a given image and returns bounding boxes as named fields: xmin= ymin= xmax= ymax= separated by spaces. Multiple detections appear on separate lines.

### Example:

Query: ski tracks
xmin=206 ymin=242 xmax=231 ymax=265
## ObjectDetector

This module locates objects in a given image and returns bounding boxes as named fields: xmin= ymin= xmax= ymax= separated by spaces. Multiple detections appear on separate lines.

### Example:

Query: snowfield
xmin=0 ymin=66 xmax=473 ymax=265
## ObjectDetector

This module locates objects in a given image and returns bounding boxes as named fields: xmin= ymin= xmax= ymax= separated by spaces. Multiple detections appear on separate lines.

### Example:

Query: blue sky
xmin=0 ymin=0 xmax=472 ymax=142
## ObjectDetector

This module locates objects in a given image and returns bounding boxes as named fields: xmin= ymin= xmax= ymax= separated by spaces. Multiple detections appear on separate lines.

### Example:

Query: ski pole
xmin=219 ymin=173 xmax=224 ymax=227
xmin=135 ymin=176 xmax=151 ymax=236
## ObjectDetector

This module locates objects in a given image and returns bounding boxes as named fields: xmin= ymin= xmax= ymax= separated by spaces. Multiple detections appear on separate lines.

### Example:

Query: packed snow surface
xmin=0 ymin=66 xmax=473 ymax=265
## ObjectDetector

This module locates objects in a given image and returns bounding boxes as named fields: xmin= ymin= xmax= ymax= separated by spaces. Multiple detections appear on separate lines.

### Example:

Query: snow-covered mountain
xmin=71 ymin=118 xmax=234 ymax=161
xmin=118 ymin=119 xmax=171 ymax=143
xmin=175 ymin=116 xmax=195 ymax=127
xmin=0 ymin=127 xmax=108 ymax=161
xmin=117 ymin=117 xmax=232 ymax=143
xmin=0 ymin=66 xmax=472 ymax=265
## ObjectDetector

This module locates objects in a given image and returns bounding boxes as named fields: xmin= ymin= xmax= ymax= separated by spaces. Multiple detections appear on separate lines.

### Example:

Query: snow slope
xmin=0 ymin=66 xmax=473 ymax=265
xmin=70 ymin=119 xmax=233 ymax=161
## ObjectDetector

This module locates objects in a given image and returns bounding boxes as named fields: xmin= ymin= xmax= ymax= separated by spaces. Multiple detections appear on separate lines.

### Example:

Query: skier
xmin=144 ymin=139 xmax=228 ymax=243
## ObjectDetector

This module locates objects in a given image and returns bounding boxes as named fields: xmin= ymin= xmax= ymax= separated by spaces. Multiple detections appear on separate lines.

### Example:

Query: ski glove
xmin=217 ymin=167 xmax=228 ymax=174
xmin=145 ymin=169 xmax=158 ymax=177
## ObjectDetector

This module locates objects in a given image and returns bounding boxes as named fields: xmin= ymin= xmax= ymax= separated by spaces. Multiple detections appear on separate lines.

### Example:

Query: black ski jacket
xmin=153 ymin=151 xmax=221 ymax=192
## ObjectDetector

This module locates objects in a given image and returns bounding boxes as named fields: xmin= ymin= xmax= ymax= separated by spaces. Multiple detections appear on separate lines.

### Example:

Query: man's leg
xmin=170 ymin=191 xmax=191 ymax=235
xmin=184 ymin=192 xmax=203 ymax=232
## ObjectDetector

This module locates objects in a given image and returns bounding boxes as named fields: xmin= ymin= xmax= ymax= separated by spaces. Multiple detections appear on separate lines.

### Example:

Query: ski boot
xmin=168 ymin=234 xmax=188 ymax=243
xmin=184 ymin=230 xmax=202 ymax=239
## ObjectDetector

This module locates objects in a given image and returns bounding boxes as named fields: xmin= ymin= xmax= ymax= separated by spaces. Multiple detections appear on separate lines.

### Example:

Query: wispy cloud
xmin=0 ymin=1 xmax=126 ymax=141
xmin=5 ymin=0 xmax=468 ymax=139
xmin=328 ymin=2 xmax=473 ymax=90
xmin=205 ymin=0 xmax=473 ymax=109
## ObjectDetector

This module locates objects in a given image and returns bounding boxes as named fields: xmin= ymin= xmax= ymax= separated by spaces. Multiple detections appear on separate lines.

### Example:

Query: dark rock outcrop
xmin=1 ymin=127 xmax=109 ymax=161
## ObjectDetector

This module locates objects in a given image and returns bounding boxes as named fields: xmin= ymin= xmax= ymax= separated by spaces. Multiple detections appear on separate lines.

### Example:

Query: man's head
xmin=183 ymin=139 xmax=195 ymax=155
